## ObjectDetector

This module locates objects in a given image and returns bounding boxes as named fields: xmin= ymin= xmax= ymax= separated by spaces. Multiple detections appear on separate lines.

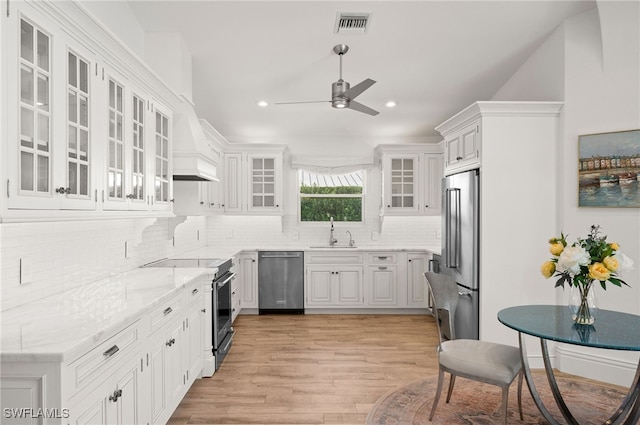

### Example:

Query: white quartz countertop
xmin=176 ymin=245 xmax=441 ymax=259
xmin=0 ymin=268 xmax=214 ymax=362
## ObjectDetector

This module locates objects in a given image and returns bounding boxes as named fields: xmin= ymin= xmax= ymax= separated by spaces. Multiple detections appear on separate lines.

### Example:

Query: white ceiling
xmin=126 ymin=1 xmax=595 ymax=147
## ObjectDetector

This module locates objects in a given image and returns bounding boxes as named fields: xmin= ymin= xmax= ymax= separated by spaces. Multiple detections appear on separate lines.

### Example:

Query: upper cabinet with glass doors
xmin=8 ymin=10 xmax=97 ymax=210
xmin=223 ymin=147 xmax=285 ymax=215
xmin=2 ymin=1 xmax=175 ymax=217
xmin=377 ymin=145 xmax=443 ymax=217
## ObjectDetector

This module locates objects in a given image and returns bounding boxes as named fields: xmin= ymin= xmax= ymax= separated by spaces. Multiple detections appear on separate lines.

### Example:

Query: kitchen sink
xmin=308 ymin=245 xmax=358 ymax=249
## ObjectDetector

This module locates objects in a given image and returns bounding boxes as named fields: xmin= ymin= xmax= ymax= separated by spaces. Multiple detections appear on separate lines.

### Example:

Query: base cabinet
xmin=305 ymin=266 xmax=364 ymax=307
xmin=0 ymin=280 xmax=207 ymax=425
xmin=71 ymin=356 xmax=141 ymax=425
xmin=239 ymin=253 xmax=258 ymax=311
xmin=406 ymin=253 xmax=429 ymax=307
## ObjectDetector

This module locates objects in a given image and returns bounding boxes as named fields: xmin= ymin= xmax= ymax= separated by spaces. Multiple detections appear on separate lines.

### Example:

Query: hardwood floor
xmin=168 ymin=313 xmax=440 ymax=424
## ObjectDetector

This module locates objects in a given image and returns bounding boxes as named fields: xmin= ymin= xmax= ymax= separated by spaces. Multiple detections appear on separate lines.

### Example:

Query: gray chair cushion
xmin=440 ymin=339 xmax=521 ymax=384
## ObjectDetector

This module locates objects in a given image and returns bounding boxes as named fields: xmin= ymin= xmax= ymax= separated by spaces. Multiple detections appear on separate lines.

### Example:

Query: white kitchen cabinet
xmin=381 ymin=154 xmax=420 ymax=214
xmin=6 ymin=7 xmax=98 ymax=211
xmin=422 ymin=153 xmax=443 ymax=215
xmin=223 ymin=153 xmax=243 ymax=213
xmin=71 ymin=355 xmax=142 ymax=425
xmin=1 ymin=1 xmax=176 ymax=219
xmin=406 ymin=253 xmax=429 ymax=308
xmin=367 ymin=265 xmax=398 ymax=306
xmin=305 ymin=265 xmax=364 ymax=307
xmin=442 ymin=118 xmax=481 ymax=175
xmin=377 ymin=145 xmax=443 ymax=217
xmin=239 ymin=252 xmax=258 ymax=311
xmin=223 ymin=146 xmax=286 ymax=215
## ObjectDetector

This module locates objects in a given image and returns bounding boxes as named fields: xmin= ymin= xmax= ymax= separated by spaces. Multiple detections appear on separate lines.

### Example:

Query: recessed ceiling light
xmin=385 ymin=101 xmax=397 ymax=108
xmin=257 ymin=100 xmax=269 ymax=107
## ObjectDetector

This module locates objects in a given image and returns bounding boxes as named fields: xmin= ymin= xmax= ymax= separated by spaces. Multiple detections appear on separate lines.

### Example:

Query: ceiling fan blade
xmin=347 ymin=100 xmax=379 ymax=116
xmin=274 ymin=100 xmax=330 ymax=105
xmin=339 ymin=78 xmax=376 ymax=100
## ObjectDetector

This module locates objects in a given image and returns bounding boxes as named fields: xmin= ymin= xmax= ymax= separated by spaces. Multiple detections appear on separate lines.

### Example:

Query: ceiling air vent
xmin=335 ymin=13 xmax=370 ymax=34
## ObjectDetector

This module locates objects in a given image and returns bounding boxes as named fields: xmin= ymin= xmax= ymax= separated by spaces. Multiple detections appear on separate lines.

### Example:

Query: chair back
xmin=424 ymin=271 xmax=460 ymax=344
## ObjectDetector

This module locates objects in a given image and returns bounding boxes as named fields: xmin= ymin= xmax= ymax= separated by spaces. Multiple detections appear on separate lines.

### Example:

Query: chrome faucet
xmin=329 ymin=217 xmax=338 ymax=246
xmin=346 ymin=230 xmax=355 ymax=247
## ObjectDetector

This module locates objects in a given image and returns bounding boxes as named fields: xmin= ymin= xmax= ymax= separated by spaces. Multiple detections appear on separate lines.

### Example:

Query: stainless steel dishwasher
xmin=258 ymin=251 xmax=304 ymax=314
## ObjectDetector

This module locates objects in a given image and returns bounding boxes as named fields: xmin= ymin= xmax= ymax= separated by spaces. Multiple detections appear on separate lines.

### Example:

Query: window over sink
xmin=298 ymin=169 xmax=364 ymax=222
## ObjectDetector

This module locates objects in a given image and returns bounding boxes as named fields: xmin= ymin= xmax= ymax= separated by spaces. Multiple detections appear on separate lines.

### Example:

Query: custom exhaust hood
xmin=172 ymin=96 xmax=220 ymax=181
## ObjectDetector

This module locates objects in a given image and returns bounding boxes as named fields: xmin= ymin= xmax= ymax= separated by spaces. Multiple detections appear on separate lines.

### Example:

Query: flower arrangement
xmin=540 ymin=225 xmax=632 ymax=324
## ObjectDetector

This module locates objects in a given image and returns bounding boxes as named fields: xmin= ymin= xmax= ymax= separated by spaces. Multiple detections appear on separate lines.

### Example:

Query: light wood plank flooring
xmin=169 ymin=314 xmax=440 ymax=424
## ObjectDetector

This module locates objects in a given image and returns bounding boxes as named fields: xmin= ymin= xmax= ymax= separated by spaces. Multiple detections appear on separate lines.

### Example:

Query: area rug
xmin=366 ymin=371 xmax=628 ymax=425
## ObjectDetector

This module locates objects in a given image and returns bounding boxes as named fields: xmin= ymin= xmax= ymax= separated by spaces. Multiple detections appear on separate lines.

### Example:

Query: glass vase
xmin=569 ymin=281 xmax=597 ymax=325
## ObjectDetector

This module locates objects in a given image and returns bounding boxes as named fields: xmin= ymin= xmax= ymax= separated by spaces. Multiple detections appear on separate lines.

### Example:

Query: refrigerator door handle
xmin=445 ymin=188 xmax=461 ymax=269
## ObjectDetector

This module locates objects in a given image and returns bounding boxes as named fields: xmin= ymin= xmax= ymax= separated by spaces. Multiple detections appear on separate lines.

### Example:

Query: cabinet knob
xmin=201 ymin=308 xmax=206 ymax=313
xmin=200 ymin=201 xmax=204 ymax=205
xmin=109 ymin=389 xmax=122 ymax=402
xmin=55 ymin=187 xmax=71 ymax=194
xmin=456 ymin=156 xmax=462 ymax=161
xmin=425 ymin=205 xmax=429 ymax=208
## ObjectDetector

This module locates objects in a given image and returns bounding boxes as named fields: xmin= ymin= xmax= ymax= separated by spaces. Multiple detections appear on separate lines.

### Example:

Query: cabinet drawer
xmin=70 ymin=320 xmax=141 ymax=392
xmin=187 ymin=284 xmax=204 ymax=307
xmin=306 ymin=252 xmax=364 ymax=265
xmin=368 ymin=253 xmax=397 ymax=264
xmin=149 ymin=295 xmax=184 ymax=334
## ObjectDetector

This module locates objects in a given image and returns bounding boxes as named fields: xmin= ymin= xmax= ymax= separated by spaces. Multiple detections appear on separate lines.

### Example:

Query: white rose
xmin=613 ymin=251 xmax=634 ymax=271
xmin=556 ymin=246 xmax=590 ymax=275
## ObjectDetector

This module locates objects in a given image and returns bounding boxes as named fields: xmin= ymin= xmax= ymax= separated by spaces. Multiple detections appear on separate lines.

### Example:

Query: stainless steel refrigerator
xmin=438 ymin=168 xmax=480 ymax=340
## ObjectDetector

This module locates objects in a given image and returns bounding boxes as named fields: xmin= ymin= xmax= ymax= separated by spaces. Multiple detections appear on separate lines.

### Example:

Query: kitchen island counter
xmin=0 ymin=267 xmax=214 ymax=362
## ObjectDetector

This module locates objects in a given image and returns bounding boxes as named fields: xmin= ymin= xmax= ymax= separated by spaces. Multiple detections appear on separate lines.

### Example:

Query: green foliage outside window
xmin=300 ymin=185 xmax=362 ymax=222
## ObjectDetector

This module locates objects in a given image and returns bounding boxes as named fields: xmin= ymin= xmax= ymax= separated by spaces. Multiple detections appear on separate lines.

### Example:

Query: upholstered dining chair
xmin=424 ymin=272 xmax=523 ymax=424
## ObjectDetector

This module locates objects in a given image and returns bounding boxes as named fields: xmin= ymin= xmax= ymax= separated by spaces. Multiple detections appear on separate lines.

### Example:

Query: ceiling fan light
xmin=332 ymin=98 xmax=348 ymax=109
xmin=257 ymin=100 xmax=269 ymax=107
xmin=385 ymin=101 xmax=397 ymax=108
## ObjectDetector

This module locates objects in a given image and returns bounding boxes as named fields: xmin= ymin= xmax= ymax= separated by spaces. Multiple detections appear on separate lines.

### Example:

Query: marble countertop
xmin=175 ymin=245 xmax=441 ymax=260
xmin=0 ymin=268 xmax=215 ymax=362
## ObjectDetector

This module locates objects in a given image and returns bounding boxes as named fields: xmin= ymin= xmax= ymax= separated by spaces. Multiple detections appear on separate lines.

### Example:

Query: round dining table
xmin=498 ymin=305 xmax=640 ymax=425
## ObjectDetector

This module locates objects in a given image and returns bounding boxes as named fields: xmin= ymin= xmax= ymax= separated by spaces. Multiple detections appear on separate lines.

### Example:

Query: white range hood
xmin=172 ymin=96 xmax=220 ymax=181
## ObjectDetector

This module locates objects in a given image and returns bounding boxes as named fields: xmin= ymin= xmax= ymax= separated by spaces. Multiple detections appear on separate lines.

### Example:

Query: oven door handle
xmin=217 ymin=272 xmax=236 ymax=288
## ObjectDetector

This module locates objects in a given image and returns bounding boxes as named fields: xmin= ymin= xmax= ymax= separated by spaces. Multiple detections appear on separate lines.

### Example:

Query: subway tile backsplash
xmin=1 ymin=217 xmax=207 ymax=311
xmin=1 ymin=214 xmax=439 ymax=311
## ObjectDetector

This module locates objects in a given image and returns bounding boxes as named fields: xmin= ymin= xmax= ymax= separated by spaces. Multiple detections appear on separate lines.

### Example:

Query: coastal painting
xmin=579 ymin=129 xmax=640 ymax=207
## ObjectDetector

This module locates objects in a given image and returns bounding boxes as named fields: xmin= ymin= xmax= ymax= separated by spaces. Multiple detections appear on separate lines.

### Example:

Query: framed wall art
xmin=578 ymin=129 xmax=640 ymax=207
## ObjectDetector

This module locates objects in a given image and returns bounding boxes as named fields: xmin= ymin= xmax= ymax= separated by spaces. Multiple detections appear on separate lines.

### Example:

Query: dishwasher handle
xmin=260 ymin=252 xmax=302 ymax=259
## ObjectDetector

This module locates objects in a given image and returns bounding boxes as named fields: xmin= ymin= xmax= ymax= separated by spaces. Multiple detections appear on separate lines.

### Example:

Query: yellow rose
xmin=549 ymin=242 xmax=564 ymax=256
xmin=540 ymin=261 xmax=556 ymax=278
xmin=589 ymin=262 xmax=611 ymax=281
xmin=603 ymin=256 xmax=619 ymax=272
xmin=610 ymin=242 xmax=620 ymax=251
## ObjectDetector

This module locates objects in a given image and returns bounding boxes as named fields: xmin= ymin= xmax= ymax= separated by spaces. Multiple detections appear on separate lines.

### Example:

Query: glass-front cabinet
xmin=3 ymin=2 xmax=174 ymax=216
xmin=377 ymin=145 xmax=443 ymax=217
xmin=9 ymin=10 xmax=98 ymax=210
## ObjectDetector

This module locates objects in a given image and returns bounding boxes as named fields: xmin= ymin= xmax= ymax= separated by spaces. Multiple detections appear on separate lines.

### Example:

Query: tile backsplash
xmin=1 ymin=213 xmax=439 ymax=311
xmin=0 ymin=216 xmax=207 ymax=311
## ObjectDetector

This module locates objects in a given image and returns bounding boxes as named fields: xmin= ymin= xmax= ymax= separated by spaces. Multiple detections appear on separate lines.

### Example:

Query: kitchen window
xmin=299 ymin=169 xmax=364 ymax=222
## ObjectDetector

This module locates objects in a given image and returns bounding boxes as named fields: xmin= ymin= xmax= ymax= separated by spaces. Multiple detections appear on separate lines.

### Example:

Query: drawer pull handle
xmin=163 ymin=307 xmax=173 ymax=316
xmin=103 ymin=345 xmax=120 ymax=358
xmin=378 ymin=256 xmax=388 ymax=260
xmin=166 ymin=338 xmax=176 ymax=347
xmin=378 ymin=266 xmax=388 ymax=270
xmin=109 ymin=389 xmax=122 ymax=402
xmin=192 ymin=288 xmax=199 ymax=295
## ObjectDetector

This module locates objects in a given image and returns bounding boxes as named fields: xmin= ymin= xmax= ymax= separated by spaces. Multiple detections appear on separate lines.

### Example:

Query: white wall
xmin=491 ymin=2 xmax=640 ymax=386
xmin=79 ymin=1 xmax=146 ymax=58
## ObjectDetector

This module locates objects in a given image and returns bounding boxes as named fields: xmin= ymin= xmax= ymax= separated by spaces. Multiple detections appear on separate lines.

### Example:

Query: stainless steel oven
xmin=142 ymin=257 xmax=235 ymax=373
xmin=211 ymin=260 xmax=234 ymax=370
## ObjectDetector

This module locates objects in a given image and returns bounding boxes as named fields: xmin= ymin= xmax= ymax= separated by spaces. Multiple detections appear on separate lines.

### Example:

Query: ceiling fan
xmin=275 ymin=44 xmax=379 ymax=116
